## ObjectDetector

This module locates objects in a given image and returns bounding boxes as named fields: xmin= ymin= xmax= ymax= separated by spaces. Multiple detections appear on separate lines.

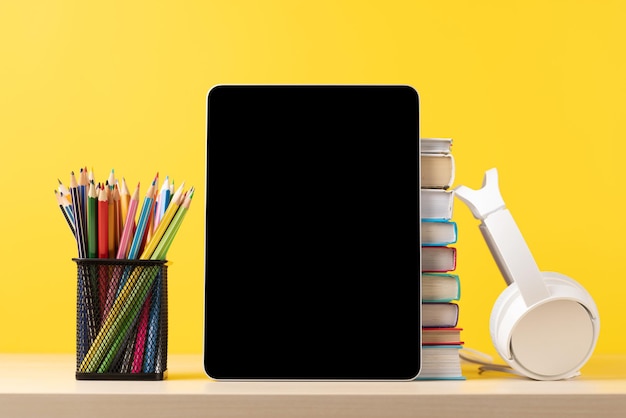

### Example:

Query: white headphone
xmin=454 ymin=168 xmax=600 ymax=380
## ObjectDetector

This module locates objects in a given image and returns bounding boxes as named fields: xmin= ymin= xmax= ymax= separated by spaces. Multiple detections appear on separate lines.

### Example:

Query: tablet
xmin=204 ymin=85 xmax=421 ymax=380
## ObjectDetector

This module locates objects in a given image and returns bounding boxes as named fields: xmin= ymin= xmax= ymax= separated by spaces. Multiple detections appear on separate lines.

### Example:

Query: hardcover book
xmin=421 ymin=189 xmax=454 ymax=220
xmin=422 ymin=302 xmax=459 ymax=328
xmin=421 ymin=154 xmax=455 ymax=189
xmin=422 ymin=327 xmax=464 ymax=345
xmin=414 ymin=345 xmax=465 ymax=380
xmin=422 ymin=246 xmax=457 ymax=272
xmin=421 ymin=219 xmax=458 ymax=246
xmin=422 ymin=273 xmax=460 ymax=303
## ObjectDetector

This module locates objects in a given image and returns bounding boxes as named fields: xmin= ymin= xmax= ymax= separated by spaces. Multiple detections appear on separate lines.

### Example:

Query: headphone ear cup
xmin=489 ymin=272 xmax=600 ymax=380
xmin=489 ymin=282 xmax=522 ymax=365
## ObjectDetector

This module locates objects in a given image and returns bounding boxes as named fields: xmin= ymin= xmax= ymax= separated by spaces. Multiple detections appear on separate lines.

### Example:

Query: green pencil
xmin=87 ymin=181 xmax=98 ymax=258
xmin=151 ymin=187 xmax=194 ymax=260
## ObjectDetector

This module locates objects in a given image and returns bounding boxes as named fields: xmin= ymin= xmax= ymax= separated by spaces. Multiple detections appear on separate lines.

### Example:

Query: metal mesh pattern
xmin=73 ymin=258 xmax=168 ymax=380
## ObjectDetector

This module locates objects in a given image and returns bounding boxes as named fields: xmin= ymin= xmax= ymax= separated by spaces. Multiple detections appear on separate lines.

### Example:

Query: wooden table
xmin=1 ymin=353 xmax=625 ymax=417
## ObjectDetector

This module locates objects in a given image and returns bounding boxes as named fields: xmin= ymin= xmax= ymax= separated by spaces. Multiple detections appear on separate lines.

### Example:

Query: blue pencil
xmin=116 ymin=176 xmax=157 ymax=297
xmin=142 ymin=272 xmax=162 ymax=372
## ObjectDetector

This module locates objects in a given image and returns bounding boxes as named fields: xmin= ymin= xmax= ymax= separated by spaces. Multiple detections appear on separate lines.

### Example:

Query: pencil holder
xmin=73 ymin=258 xmax=168 ymax=380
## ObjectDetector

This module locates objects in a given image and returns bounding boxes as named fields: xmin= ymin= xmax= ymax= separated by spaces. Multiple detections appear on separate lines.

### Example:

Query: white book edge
xmin=420 ymin=138 xmax=453 ymax=154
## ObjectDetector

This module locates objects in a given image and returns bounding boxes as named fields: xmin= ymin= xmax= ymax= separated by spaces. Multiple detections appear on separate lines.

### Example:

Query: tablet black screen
xmin=205 ymin=85 xmax=420 ymax=380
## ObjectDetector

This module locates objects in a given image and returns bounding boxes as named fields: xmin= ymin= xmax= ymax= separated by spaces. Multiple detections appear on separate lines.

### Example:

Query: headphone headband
xmin=454 ymin=168 xmax=549 ymax=306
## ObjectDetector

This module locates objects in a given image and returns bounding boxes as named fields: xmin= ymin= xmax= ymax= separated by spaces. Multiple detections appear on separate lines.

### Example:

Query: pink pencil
xmin=116 ymin=183 xmax=140 ymax=259
xmin=131 ymin=294 xmax=151 ymax=373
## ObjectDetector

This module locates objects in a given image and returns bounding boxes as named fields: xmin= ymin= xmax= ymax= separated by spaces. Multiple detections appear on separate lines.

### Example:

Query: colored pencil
xmin=119 ymin=321 xmax=138 ymax=373
xmin=55 ymin=190 xmax=75 ymax=236
xmin=154 ymin=175 xmax=170 ymax=230
xmin=131 ymin=293 xmax=151 ymax=373
xmin=97 ymin=185 xmax=109 ymax=259
xmin=127 ymin=175 xmax=157 ymax=260
xmin=113 ymin=183 xmax=122 ymax=254
xmin=58 ymin=178 xmax=71 ymax=203
xmin=142 ymin=271 xmax=162 ymax=373
xmin=78 ymin=168 xmax=89 ymax=244
xmin=145 ymin=174 xmax=159 ymax=245
xmin=140 ymin=182 xmax=185 ymax=260
xmin=116 ymin=183 xmax=140 ymax=259
xmin=95 ymin=185 xmax=109 ymax=325
xmin=106 ymin=185 xmax=116 ymax=258
xmin=151 ymin=186 xmax=194 ymax=260
xmin=87 ymin=182 xmax=98 ymax=258
xmin=119 ymin=177 xmax=131 ymax=231
xmin=70 ymin=171 xmax=87 ymax=258
xmin=59 ymin=191 xmax=75 ymax=226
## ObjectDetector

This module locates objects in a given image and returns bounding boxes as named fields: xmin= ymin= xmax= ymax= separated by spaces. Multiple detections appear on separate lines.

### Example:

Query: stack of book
xmin=417 ymin=138 xmax=465 ymax=380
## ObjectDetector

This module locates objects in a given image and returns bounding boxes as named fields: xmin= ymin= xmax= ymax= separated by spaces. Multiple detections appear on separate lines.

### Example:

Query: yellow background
xmin=0 ymin=1 xmax=624 ymax=359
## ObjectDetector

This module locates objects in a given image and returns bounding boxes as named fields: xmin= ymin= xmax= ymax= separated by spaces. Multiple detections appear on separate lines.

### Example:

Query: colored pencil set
xmin=55 ymin=168 xmax=194 ymax=379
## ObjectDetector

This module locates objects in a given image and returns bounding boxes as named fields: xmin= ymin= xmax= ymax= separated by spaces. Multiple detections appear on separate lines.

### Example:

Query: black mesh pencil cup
xmin=73 ymin=258 xmax=168 ymax=380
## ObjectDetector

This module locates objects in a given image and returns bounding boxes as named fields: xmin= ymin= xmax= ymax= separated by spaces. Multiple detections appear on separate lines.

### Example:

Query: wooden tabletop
xmin=1 ymin=353 xmax=625 ymax=417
